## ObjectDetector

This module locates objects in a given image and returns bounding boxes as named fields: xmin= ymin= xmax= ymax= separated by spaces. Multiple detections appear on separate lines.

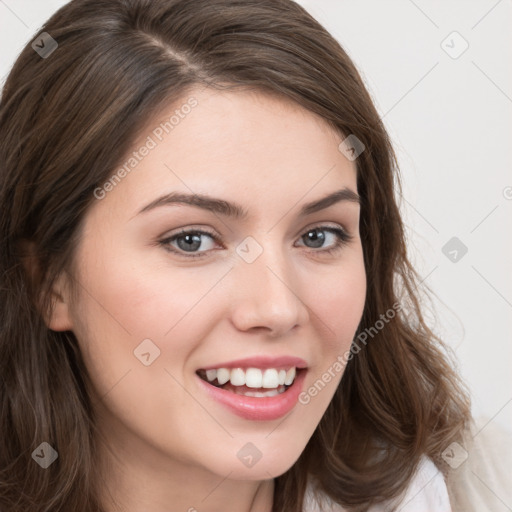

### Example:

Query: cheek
xmin=296 ymin=258 xmax=365 ymax=413
xmin=76 ymin=240 xmax=226 ymax=340
xmin=68 ymin=257 xmax=209 ymax=437
xmin=306 ymin=255 xmax=366 ymax=350
xmin=69 ymin=244 xmax=234 ymax=398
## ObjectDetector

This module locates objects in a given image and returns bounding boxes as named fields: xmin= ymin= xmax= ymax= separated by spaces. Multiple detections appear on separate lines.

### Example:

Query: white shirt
xmin=303 ymin=456 xmax=452 ymax=512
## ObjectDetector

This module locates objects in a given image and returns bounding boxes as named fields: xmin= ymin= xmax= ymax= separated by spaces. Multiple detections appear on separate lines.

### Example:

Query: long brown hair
xmin=0 ymin=0 xmax=471 ymax=510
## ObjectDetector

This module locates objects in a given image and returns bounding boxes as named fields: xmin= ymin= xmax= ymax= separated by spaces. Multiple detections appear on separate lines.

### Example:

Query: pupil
xmin=306 ymin=229 xmax=324 ymax=248
xmin=178 ymin=234 xmax=201 ymax=251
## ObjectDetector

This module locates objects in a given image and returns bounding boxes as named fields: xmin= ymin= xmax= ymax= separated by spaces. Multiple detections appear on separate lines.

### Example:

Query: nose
xmin=229 ymin=242 xmax=310 ymax=337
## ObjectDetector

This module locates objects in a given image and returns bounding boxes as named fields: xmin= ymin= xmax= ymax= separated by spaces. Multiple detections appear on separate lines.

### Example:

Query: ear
xmin=45 ymin=271 xmax=74 ymax=332
xmin=19 ymin=239 xmax=74 ymax=332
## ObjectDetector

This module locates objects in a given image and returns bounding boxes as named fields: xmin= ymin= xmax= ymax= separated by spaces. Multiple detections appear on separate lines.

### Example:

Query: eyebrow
xmin=136 ymin=187 xmax=360 ymax=219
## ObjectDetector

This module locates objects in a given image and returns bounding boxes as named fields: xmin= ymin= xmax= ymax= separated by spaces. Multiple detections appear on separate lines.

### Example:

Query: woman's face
xmin=56 ymin=87 xmax=366 ymax=482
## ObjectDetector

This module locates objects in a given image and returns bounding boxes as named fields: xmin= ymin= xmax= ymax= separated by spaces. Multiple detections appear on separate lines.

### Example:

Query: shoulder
xmin=382 ymin=456 xmax=452 ymax=512
xmin=445 ymin=419 xmax=512 ymax=512
xmin=303 ymin=456 xmax=452 ymax=512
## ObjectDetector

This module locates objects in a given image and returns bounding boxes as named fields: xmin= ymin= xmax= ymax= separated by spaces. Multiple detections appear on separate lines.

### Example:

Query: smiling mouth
xmin=196 ymin=367 xmax=304 ymax=397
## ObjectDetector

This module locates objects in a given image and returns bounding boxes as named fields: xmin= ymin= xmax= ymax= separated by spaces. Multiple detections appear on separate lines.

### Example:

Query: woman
xmin=0 ymin=0 xmax=472 ymax=510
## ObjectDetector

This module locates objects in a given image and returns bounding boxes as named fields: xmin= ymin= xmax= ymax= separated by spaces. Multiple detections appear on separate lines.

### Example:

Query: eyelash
xmin=159 ymin=225 xmax=353 ymax=259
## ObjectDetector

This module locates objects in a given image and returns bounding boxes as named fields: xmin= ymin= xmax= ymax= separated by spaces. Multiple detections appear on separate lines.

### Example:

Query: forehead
xmin=94 ymin=87 xmax=358 ymax=217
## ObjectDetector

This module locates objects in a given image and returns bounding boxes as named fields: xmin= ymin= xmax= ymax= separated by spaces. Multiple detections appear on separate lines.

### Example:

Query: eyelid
xmin=159 ymin=223 xmax=353 ymax=259
xmin=158 ymin=227 xmax=221 ymax=259
xmin=298 ymin=221 xmax=349 ymax=237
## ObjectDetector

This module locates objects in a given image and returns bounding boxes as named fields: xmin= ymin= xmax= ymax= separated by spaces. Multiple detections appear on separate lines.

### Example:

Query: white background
xmin=1 ymin=1 xmax=511 ymax=436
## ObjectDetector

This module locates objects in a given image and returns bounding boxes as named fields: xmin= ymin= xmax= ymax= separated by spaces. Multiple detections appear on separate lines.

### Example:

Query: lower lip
xmin=196 ymin=369 xmax=307 ymax=421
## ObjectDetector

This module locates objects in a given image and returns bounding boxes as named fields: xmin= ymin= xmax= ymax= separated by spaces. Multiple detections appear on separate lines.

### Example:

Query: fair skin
xmin=47 ymin=88 xmax=366 ymax=512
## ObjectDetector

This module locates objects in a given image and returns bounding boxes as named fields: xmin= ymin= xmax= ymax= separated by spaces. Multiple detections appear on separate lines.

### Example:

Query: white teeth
xmin=230 ymin=368 xmax=245 ymax=386
xmin=262 ymin=369 xmax=279 ymax=388
xmin=216 ymin=368 xmax=230 ymax=385
xmin=245 ymin=368 xmax=263 ymax=388
xmin=284 ymin=367 xmax=296 ymax=386
xmin=203 ymin=366 xmax=299 ymax=388
xmin=233 ymin=386 xmax=286 ymax=397
xmin=205 ymin=369 xmax=217 ymax=382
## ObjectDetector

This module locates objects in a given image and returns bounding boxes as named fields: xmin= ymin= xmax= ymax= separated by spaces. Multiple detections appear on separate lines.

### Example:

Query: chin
xmin=204 ymin=443 xmax=304 ymax=481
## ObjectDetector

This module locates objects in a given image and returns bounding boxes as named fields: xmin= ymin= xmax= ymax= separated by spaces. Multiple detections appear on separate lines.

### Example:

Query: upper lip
xmin=198 ymin=355 xmax=308 ymax=371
